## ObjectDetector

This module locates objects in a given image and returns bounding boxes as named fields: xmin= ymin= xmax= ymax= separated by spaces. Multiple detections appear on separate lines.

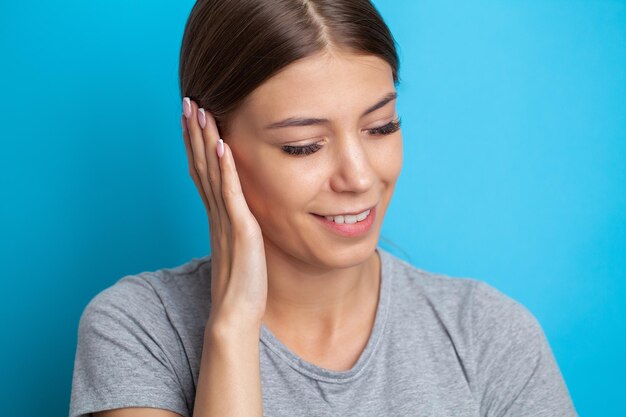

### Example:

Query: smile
xmin=312 ymin=206 xmax=376 ymax=238
xmin=323 ymin=208 xmax=371 ymax=224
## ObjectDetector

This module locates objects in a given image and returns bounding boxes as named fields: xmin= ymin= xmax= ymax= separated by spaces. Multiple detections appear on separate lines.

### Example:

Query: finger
xmin=198 ymin=107 xmax=231 ymax=239
xmin=184 ymin=111 xmax=220 ymax=259
xmin=184 ymin=115 xmax=220 ymax=248
xmin=182 ymin=114 xmax=210 ymax=214
xmin=218 ymin=141 xmax=258 ymax=237
xmin=185 ymin=99 xmax=221 ymax=226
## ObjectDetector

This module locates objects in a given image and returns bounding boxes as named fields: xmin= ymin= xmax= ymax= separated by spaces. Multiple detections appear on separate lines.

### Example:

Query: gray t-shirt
xmin=69 ymin=246 xmax=578 ymax=416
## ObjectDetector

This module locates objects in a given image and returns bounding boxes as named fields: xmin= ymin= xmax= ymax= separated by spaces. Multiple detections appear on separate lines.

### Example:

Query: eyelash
xmin=281 ymin=117 xmax=402 ymax=156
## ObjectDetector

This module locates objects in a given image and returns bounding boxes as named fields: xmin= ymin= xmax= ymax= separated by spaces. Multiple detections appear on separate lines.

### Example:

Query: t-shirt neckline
xmin=259 ymin=246 xmax=392 ymax=383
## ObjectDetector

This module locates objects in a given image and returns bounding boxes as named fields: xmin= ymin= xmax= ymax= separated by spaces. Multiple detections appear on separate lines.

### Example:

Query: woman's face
xmin=225 ymin=50 xmax=402 ymax=269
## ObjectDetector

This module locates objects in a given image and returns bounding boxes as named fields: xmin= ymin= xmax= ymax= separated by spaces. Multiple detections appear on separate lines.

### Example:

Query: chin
xmin=310 ymin=235 xmax=379 ymax=269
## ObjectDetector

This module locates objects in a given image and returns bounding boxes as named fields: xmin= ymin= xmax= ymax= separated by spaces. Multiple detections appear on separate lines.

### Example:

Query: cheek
xmin=391 ymin=137 xmax=403 ymax=178
xmin=234 ymin=150 xmax=318 ymax=221
xmin=371 ymin=135 xmax=403 ymax=181
xmin=235 ymin=163 xmax=273 ymax=215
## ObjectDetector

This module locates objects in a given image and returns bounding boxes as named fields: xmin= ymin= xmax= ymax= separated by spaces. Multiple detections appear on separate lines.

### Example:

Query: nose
xmin=328 ymin=135 xmax=376 ymax=194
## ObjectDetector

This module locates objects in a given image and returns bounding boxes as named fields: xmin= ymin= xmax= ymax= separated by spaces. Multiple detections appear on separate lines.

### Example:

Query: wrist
xmin=205 ymin=313 xmax=262 ymax=341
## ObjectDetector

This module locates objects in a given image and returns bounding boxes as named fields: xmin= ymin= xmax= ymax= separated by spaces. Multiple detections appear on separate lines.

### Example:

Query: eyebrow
xmin=264 ymin=91 xmax=398 ymax=130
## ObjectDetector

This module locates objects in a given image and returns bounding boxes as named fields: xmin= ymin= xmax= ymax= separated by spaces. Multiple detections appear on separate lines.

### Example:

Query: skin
xmin=222 ymin=48 xmax=403 ymax=368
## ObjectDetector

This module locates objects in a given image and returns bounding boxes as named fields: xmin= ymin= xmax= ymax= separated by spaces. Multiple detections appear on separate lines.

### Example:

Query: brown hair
xmin=178 ymin=0 xmax=401 ymax=138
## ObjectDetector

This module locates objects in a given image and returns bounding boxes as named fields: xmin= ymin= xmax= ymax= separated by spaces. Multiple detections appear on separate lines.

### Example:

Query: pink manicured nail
xmin=198 ymin=108 xmax=206 ymax=129
xmin=183 ymin=97 xmax=191 ymax=118
xmin=217 ymin=138 xmax=224 ymax=158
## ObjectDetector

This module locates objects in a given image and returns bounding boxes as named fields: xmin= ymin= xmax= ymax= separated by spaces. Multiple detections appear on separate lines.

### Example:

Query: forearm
xmin=193 ymin=320 xmax=263 ymax=417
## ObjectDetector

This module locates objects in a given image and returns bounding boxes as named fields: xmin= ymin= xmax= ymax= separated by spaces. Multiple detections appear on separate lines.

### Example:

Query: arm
xmin=192 ymin=319 xmax=263 ymax=417
xmin=182 ymin=98 xmax=267 ymax=417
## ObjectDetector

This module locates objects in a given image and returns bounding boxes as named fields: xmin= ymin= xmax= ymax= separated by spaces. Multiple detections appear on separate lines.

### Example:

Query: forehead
xmin=239 ymin=51 xmax=394 ymax=120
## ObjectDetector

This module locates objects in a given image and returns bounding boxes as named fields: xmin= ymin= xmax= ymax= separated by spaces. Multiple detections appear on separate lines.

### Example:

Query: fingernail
xmin=198 ymin=108 xmax=206 ymax=129
xmin=183 ymin=97 xmax=191 ymax=118
xmin=217 ymin=138 xmax=224 ymax=158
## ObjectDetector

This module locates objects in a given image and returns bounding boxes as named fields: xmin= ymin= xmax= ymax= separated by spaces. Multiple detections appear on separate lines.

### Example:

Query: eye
xmin=281 ymin=143 xmax=322 ymax=156
xmin=366 ymin=117 xmax=402 ymax=136
xmin=280 ymin=117 xmax=401 ymax=157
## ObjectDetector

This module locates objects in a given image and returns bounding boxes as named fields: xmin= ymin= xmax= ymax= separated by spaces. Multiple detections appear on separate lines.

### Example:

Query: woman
xmin=69 ymin=1 xmax=578 ymax=416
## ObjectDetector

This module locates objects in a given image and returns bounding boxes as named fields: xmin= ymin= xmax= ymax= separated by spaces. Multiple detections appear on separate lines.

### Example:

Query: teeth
xmin=355 ymin=211 xmax=368 ymax=221
xmin=331 ymin=215 xmax=345 ymax=224
xmin=344 ymin=215 xmax=357 ymax=224
xmin=325 ymin=209 xmax=370 ymax=224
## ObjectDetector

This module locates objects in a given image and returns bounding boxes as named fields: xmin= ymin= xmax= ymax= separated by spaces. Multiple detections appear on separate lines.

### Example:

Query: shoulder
xmin=381 ymin=248 xmax=537 ymax=332
xmin=379 ymin=247 xmax=546 ymax=370
xmin=83 ymin=271 xmax=161 ymax=317
xmin=71 ymin=257 xmax=212 ymax=417
xmin=78 ymin=272 xmax=160 ymax=342
xmin=80 ymin=255 xmax=213 ymax=332
xmin=380 ymin=248 xmax=478 ymax=316
xmin=76 ymin=270 xmax=179 ymax=370
xmin=379 ymin=249 xmax=579 ymax=415
xmin=469 ymin=279 xmax=543 ymax=345
xmin=75 ymin=255 xmax=214 ymax=376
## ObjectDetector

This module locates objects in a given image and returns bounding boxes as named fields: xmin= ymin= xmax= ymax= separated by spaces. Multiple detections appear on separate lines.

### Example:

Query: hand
xmin=181 ymin=97 xmax=268 ymax=332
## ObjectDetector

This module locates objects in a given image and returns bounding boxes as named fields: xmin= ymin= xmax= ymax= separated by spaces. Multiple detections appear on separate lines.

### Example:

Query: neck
xmin=261 ymin=238 xmax=381 ymax=340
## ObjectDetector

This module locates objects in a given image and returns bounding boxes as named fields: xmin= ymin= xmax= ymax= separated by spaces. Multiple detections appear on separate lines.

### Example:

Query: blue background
xmin=1 ymin=0 xmax=624 ymax=415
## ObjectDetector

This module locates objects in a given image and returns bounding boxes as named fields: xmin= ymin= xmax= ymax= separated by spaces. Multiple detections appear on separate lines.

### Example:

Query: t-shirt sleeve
xmin=470 ymin=280 xmax=578 ymax=417
xmin=69 ymin=274 xmax=190 ymax=417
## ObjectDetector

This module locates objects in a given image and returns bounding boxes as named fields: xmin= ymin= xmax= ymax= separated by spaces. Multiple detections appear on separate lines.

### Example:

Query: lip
xmin=312 ymin=206 xmax=376 ymax=238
